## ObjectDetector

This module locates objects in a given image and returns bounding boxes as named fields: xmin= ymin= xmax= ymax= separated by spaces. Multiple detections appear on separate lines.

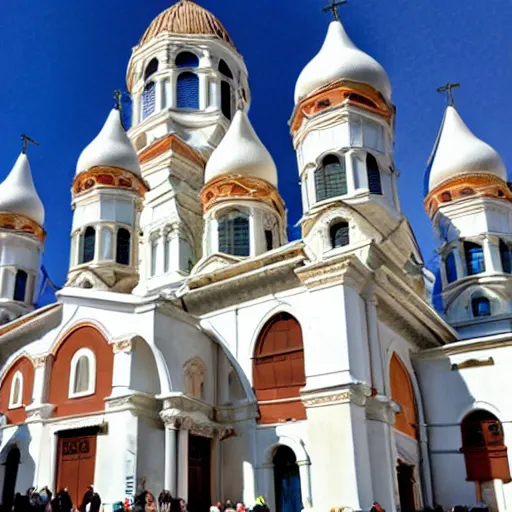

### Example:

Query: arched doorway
xmin=460 ymin=410 xmax=511 ymax=483
xmin=396 ymin=460 xmax=416 ymax=512
xmin=252 ymin=313 xmax=306 ymax=424
xmin=2 ymin=446 xmax=20 ymax=509
xmin=273 ymin=446 xmax=302 ymax=512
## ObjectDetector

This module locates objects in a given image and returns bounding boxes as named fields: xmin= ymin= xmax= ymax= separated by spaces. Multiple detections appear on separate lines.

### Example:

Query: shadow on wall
xmin=0 ymin=425 xmax=35 ymax=508
xmin=414 ymin=349 xmax=511 ymax=510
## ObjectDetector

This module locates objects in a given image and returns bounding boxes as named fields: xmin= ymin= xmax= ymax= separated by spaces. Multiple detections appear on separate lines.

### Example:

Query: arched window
xmin=265 ymin=230 xmax=273 ymax=252
xmin=116 ymin=228 xmax=131 ymax=265
xmin=69 ymin=348 xmax=96 ymax=398
xmin=330 ymin=222 xmax=349 ymax=249
xmin=142 ymin=81 xmax=156 ymax=119
xmin=464 ymin=242 xmax=485 ymax=276
xmin=445 ymin=251 xmax=457 ymax=284
xmin=219 ymin=59 xmax=233 ymax=79
xmin=472 ymin=296 xmax=491 ymax=318
xmin=390 ymin=354 xmax=418 ymax=439
xmin=8 ymin=371 xmax=23 ymax=409
xmin=253 ymin=313 xmax=306 ymax=424
xmin=176 ymin=51 xmax=199 ymax=68
xmin=366 ymin=154 xmax=382 ymax=195
xmin=315 ymin=154 xmax=347 ymax=202
xmin=221 ymin=81 xmax=232 ymax=119
xmin=273 ymin=446 xmax=303 ymax=512
xmin=218 ymin=211 xmax=250 ymax=257
xmin=461 ymin=410 xmax=511 ymax=482
xmin=184 ymin=358 xmax=206 ymax=400
xmin=79 ymin=226 xmax=96 ymax=264
xmin=500 ymin=240 xmax=512 ymax=273
xmin=177 ymin=72 xmax=199 ymax=109
xmin=14 ymin=270 xmax=27 ymax=302
xmin=144 ymin=58 xmax=159 ymax=81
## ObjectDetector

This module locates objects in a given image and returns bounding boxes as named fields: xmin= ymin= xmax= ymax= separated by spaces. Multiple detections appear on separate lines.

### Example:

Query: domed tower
xmin=127 ymin=0 xmax=250 ymax=294
xmin=195 ymin=110 xmax=286 ymax=269
xmin=425 ymin=103 xmax=512 ymax=338
xmin=0 ymin=150 xmax=45 ymax=323
xmin=66 ymin=107 xmax=148 ymax=293
xmin=290 ymin=14 xmax=400 ymax=241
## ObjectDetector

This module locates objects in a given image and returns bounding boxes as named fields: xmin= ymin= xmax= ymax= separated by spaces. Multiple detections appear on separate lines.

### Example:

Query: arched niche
xmin=0 ymin=356 xmax=34 ymax=424
xmin=390 ymin=353 xmax=418 ymax=439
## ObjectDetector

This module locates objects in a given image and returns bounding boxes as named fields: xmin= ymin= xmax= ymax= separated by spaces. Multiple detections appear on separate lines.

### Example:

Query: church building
xmin=1 ymin=1 xmax=511 ymax=511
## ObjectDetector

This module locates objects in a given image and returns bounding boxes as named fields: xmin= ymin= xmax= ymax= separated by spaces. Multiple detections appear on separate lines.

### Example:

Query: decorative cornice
xmin=112 ymin=339 xmax=133 ymax=354
xmin=290 ymin=79 xmax=394 ymax=137
xmin=201 ymin=174 xmax=285 ymax=216
xmin=139 ymin=133 xmax=206 ymax=167
xmin=302 ymin=383 xmax=372 ymax=409
xmin=25 ymin=403 xmax=55 ymax=422
xmin=72 ymin=166 xmax=149 ymax=198
xmin=31 ymin=355 xmax=48 ymax=369
xmin=294 ymin=254 xmax=371 ymax=293
xmin=425 ymin=173 xmax=511 ymax=218
xmin=0 ymin=212 xmax=45 ymax=242
xmin=365 ymin=395 xmax=397 ymax=425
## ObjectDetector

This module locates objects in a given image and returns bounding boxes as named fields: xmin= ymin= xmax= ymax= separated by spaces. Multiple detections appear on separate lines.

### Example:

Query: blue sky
xmin=0 ymin=0 xmax=511 ymax=289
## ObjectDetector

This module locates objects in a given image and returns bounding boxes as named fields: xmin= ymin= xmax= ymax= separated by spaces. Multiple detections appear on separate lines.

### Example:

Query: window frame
xmin=79 ymin=226 xmax=96 ymax=264
xmin=471 ymin=296 xmax=491 ymax=318
xmin=314 ymin=154 xmax=348 ymax=203
xmin=14 ymin=269 xmax=28 ymax=302
xmin=68 ymin=348 xmax=96 ymax=399
xmin=176 ymin=71 xmax=200 ymax=110
xmin=444 ymin=251 xmax=458 ymax=284
xmin=116 ymin=227 xmax=131 ymax=266
xmin=464 ymin=242 xmax=486 ymax=276
xmin=8 ymin=370 xmax=23 ymax=409
xmin=366 ymin=153 xmax=383 ymax=195
xmin=329 ymin=221 xmax=350 ymax=249
xmin=217 ymin=210 xmax=250 ymax=257
xmin=175 ymin=51 xmax=199 ymax=68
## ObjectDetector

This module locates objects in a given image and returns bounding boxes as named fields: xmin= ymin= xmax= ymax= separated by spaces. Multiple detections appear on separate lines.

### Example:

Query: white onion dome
xmin=0 ymin=153 xmax=45 ymax=225
xmin=76 ymin=109 xmax=141 ymax=177
xmin=294 ymin=21 xmax=392 ymax=104
xmin=427 ymin=106 xmax=507 ymax=192
xmin=205 ymin=110 xmax=278 ymax=186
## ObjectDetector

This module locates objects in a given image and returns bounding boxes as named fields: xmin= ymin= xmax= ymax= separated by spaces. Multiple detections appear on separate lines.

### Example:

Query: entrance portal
xmin=273 ymin=446 xmax=302 ymax=512
xmin=397 ymin=461 xmax=416 ymax=512
xmin=188 ymin=435 xmax=211 ymax=512
xmin=2 ymin=446 xmax=20 ymax=510
xmin=56 ymin=427 xmax=98 ymax=508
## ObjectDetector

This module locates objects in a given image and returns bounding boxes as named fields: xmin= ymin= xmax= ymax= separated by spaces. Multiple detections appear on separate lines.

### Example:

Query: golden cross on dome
xmin=322 ymin=0 xmax=347 ymax=21
xmin=437 ymin=82 xmax=460 ymax=107
xmin=21 ymin=134 xmax=39 ymax=154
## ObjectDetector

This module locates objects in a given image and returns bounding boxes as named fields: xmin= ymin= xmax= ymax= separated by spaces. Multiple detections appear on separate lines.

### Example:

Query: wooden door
xmin=56 ymin=430 xmax=97 ymax=508
xmin=188 ymin=435 xmax=211 ymax=512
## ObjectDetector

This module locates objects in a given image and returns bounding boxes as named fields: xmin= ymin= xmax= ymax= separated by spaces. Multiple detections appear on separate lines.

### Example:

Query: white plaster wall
xmin=136 ymin=416 xmax=164 ymax=499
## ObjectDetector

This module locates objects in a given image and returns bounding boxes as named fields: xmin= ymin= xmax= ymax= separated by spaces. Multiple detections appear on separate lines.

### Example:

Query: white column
xmin=483 ymin=236 xmax=496 ymax=273
xmin=156 ymin=78 xmax=164 ymax=113
xmin=156 ymin=231 xmax=165 ymax=275
xmin=364 ymin=292 xmax=385 ymax=393
xmin=177 ymin=429 xmax=189 ymax=500
xmin=298 ymin=462 xmax=312 ymax=509
xmin=30 ymin=357 xmax=47 ymax=406
xmin=110 ymin=341 xmax=133 ymax=398
xmin=164 ymin=425 xmax=178 ymax=495
xmin=249 ymin=211 xmax=258 ymax=257
xmin=455 ymin=242 xmax=465 ymax=278
xmin=132 ymin=93 xmax=140 ymax=126
xmin=199 ymin=74 xmax=208 ymax=110
xmin=346 ymin=150 xmax=358 ymax=193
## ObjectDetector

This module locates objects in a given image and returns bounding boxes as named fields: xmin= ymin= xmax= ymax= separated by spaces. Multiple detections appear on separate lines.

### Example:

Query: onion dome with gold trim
xmin=204 ymin=110 xmax=278 ymax=186
xmin=294 ymin=21 xmax=391 ymax=104
xmin=0 ymin=153 xmax=45 ymax=226
xmin=76 ymin=109 xmax=141 ymax=177
xmin=426 ymin=106 xmax=507 ymax=193
xmin=138 ymin=0 xmax=237 ymax=51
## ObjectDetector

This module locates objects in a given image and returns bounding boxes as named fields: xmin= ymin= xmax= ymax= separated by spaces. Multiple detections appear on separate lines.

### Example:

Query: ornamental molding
xmin=302 ymin=383 xmax=372 ymax=409
xmin=105 ymin=393 xmax=160 ymax=421
xmin=365 ymin=395 xmax=397 ymax=425
xmin=72 ymin=166 xmax=149 ymax=198
xmin=31 ymin=355 xmax=48 ymax=369
xmin=112 ymin=339 xmax=133 ymax=354
xmin=0 ymin=212 xmax=45 ymax=243
xmin=201 ymin=174 xmax=285 ymax=217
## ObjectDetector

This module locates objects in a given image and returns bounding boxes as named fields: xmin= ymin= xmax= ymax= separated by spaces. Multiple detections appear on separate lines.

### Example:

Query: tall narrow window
xmin=330 ymin=222 xmax=349 ymax=248
xmin=69 ymin=348 xmax=96 ymax=398
xmin=500 ymin=240 xmax=512 ymax=273
xmin=9 ymin=371 xmax=23 ymax=409
xmin=144 ymin=58 xmax=159 ymax=81
xmin=366 ymin=154 xmax=382 ymax=195
xmin=142 ymin=82 xmax=156 ymax=120
xmin=265 ymin=230 xmax=273 ymax=252
xmin=177 ymin=72 xmax=199 ymax=109
xmin=221 ymin=81 xmax=232 ymax=119
xmin=116 ymin=228 xmax=131 ymax=265
xmin=472 ymin=297 xmax=491 ymax=318
xmin=80 ymin=226 xmax=96 ymax=264
xmin=445 ymin=251 xmax=457 ymax=284
xmin=218 ymin=212 xmax=250 ymax=257
xmin=219 ymin=59 xmax=233 ymax=79
xmin=176 ymin=51 xmax=199 ymax=68
xmin=464 ymin=242 xmax=485 ymax=275
xmin=14 ymin=270 xmax=27 ymax=302
xmin=315 ymin=155 xmax=347 ymax=202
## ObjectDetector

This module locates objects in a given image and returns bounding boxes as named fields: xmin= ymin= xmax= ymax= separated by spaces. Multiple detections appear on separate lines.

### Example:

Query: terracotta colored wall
xmin=48 ymin=326 xmax=113 ymax=418
xmin=390 ymin=353 xmax=418 ymax=439
xmin=0 ymin=357 xmax=35 ymax=424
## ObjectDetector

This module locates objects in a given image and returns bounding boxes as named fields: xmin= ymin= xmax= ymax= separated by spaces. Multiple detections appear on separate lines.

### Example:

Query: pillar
xmin=110 ymin=340 xmax=133 ymax=398
xmin=298 ymin=461 xmax=313 ymax=509
xmin=164 ymin=425 xmax=178 ymax=496
xmin=177 ymin=429 xmax=189 ymax=501
xmin=199 ymin=73 xmax=208 ymax=111
xmin=345 ymin=150 xmax=358 ymax=193
xmin=156 ymin=78 xmax=164 ymax=113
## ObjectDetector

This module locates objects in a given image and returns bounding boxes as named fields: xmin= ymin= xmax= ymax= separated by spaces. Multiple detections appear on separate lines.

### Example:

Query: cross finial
xmin=322 ymin=0 xmax=347 ymax=21
xmin=437 ymin=82 xmax=461 ymax=107
xmin=114 ymin=90 xmax=122 ymax=111
xmin=21 ymin=134 xmax=39 ymax=154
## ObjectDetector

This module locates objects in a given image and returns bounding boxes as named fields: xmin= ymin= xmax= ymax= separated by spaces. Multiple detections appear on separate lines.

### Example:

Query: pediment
xmin=66 ymin=269 xmax=110 ymax=291
xmin=191 ymin=253 xmax=242 ymax=276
